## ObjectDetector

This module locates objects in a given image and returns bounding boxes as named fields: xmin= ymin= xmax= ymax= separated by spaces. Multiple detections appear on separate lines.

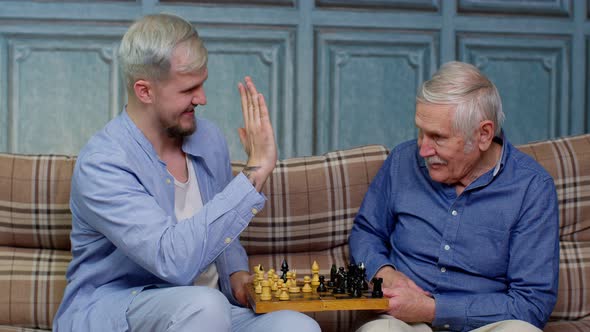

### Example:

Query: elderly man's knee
xmin=499 ymin=320 xmax=541 ymax=332
xmin=482 ymin=320 xmax=542 ymax=332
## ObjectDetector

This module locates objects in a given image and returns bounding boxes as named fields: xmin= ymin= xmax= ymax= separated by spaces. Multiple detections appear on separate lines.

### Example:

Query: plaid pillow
xmin=0 ymin=246 xmax=69 ymax=329
xmin=0 ymin=154 xmax=75 ymax=250
xmin=518 ymin=134 xmax=590 ymax=321
xmin=234 ymin=145 xmax=389 ymax=256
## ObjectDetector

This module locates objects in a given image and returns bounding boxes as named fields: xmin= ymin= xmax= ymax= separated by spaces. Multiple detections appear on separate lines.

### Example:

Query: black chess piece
xmin=333 ymin=268 xmax=345 ymax=294
xmin=342 ymin=270 xmax=349 ymax=293
xmin=328 ymin=264 xmax=337 ymax=287
xmin=358 ymin=262 xmax=369 ymax=290
xmin=280 ymin=259 xmax=289 ymax=282
xmin=371 ymin=277 xmax=384 ymax=298
xmin=317 ymin=275 xmax=328 ymax=292
xmin=351 ymin=277 xmax=363 ymax=298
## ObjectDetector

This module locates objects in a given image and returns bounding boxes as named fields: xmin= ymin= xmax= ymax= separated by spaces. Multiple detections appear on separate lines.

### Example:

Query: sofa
xmin=0 ymin=134 xmax=589 ymax=331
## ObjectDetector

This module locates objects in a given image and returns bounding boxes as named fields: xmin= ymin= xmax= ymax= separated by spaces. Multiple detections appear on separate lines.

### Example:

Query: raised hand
xmin=237 ymin=77 xmax=277 ymax=191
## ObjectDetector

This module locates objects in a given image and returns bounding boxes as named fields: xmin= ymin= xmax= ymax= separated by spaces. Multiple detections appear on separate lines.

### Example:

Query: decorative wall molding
xmin=7 ymin=37 xmax=122 ymax=154
xmin=315 ymin=29 xmax=438 ymax=153
xmin=159 ymin=0 xmax=294 ymax=6
xmin=315 ymin=0 xmax=440 ymax=11
xmin=459 ymin=34 xmax=570 ymax=143
xmin=199 ymin=26 xmax=295 ymax=159
xmin=458 ymin=0 xmax=571 ymax=17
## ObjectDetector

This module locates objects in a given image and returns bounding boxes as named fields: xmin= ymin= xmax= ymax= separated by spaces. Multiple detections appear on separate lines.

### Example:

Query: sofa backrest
xmin=1 ymin=135 xmax=590 ymax=330
xmin=517 ymin=134 xmax=590 ymax=320
xmin=0 ymin=153 xmax=75 ymax=329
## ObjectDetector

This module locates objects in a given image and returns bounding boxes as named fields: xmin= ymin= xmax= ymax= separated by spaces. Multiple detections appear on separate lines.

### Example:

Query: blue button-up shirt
xmin=349 ymin=137 xmax=559 ymax=331
xmin=53 ymin=111 xmax=265 ymax=331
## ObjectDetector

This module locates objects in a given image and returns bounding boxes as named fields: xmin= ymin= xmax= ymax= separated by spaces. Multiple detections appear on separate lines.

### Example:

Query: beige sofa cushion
xmin=517 ymin=134 xmax=590 ymax=321
xmin=235 ymin=144 xmax=388 ymax=258
xmin=0 ymin=154 xmax=75 ymax=250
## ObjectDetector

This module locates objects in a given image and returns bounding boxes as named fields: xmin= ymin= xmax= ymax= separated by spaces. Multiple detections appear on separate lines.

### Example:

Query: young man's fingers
xmin=246 ymin=77 xmax=261 ymax=125
xmin=238 ymin=83 xmax=250 ymax=127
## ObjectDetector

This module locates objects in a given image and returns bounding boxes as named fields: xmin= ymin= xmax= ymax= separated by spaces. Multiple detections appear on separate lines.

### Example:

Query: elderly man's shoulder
xmin=508 ymin=143 xmax=554 ymax=181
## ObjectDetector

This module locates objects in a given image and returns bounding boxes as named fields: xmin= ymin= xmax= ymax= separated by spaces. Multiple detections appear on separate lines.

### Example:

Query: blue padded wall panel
xmin=459 ymin=34 xmax=570 ymax=145
xmin=315 ymin=29 xmax=438 ymax=154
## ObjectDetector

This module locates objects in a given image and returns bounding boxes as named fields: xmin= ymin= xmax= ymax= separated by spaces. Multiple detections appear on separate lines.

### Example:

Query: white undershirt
xmin=172 ymin=155 xmax=219 ymax=289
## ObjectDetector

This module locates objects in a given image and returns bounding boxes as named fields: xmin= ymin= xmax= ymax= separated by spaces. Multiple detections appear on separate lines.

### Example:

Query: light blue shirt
xmin=349 ymin=137 xmax=559 ymax=331
xmin=54 ymin=111 xmax=265 ymax=331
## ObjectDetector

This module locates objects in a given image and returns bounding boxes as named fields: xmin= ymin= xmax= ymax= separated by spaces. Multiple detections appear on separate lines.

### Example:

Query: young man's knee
xmin=266 ymin=311 xmax=321 ymax=332
xmin=167 ymin=287 xmax=232 ymax=331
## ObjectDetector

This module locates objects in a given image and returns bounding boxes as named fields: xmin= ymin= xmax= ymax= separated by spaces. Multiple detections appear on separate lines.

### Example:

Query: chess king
xmin=52 ymin=13 xmax=320 ymax=332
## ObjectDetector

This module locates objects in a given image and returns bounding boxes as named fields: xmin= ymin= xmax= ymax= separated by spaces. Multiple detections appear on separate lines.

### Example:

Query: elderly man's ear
xmin=477 ymin=120 xmax=496 ymax=151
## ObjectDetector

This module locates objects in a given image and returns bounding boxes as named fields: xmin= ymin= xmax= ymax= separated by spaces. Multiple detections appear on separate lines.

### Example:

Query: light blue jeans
xmin=126 ymin=286 xmax=321 ymax=332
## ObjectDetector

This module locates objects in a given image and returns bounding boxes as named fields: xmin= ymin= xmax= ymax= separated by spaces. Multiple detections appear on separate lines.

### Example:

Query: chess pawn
xmin=279 ymin=284 xmax=290 ymax=301
xmin=255 ymin=280 xmax=263 ymax=294
xmin=316 ymin=275 xmax=328 ymax=292
xmin=271 ymin=278 xmax=278 ymax=291
xmin=260 ymin=280 xmax=272 ymax=301
xmin=302 ymin=276 xmax=312 ymax=293
xmin=268 ymin=268 xmax=275 ymax=280
xmin=275 ymin=279 xmax=285 ymax=297
xmin=285 ymin=271 xmax=293 ymax=288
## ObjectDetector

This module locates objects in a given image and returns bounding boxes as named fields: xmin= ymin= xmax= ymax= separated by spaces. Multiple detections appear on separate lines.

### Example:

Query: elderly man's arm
xmin=350 ymin=152 xmax=398 ymax=281
xmin=433 ymin=177 xmax=559 ymax=331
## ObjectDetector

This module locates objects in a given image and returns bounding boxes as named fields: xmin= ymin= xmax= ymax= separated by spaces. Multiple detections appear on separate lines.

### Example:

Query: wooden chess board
xmin=246 ymin=283 xmax=389 ymax=313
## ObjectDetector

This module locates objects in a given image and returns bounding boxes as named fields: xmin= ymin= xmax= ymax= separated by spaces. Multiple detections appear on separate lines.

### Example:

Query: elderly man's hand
xmin=374 ymin=266 xmax=430 ymax=296
xmin=230 ymin=271 xmax=254 ymax=307
xmin=237 ymin=77 xmax=277 ymax=192
xmin=383 ymin=287 xmax=435 ymax=323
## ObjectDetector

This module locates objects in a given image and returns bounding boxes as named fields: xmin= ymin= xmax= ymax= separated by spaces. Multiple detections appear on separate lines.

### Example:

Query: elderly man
xmin=53 ymin=13 xmax=320 ymax=332
xmin=349 ymin=61 xmax=559 ymax=332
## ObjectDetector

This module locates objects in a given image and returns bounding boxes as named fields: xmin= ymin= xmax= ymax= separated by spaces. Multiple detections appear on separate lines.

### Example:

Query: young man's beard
xmin=166 ymin=122 xmax=196 ymax=138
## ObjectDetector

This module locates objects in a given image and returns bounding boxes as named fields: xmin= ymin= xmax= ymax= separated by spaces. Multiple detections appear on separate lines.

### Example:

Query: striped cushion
xmin=544 ymin=318 xmax=590 ymax=332
xmin=0 ymin=246 xmax=69 ymax=330
xmin=518 ymin=135 xmax=590 ymax=241
xmin=518 ymin=134 xmax=590 ymax=321
xmin=235 ymin=145 xmax=389 ymax=255
xmin=0 ymin=154 xmax=75 ymax=250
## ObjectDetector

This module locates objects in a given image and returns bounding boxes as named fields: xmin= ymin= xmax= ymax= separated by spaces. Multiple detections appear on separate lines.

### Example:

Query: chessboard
xmin=246 ymin=260 xmax=388 ymax=314
xmin=246 ymin=283 xmax=389 ymax=313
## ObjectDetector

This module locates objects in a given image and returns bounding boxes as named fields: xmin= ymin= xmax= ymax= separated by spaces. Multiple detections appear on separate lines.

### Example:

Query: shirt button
xmin=166 ymin=178 xmax=171 ymax=184
xmin=131 ymin=290 xmax=137 ymax=295
xmin=444 ymin=245 xmax=450 ymax=251
xmin=440 ymin=267 xmax=446 ymax=273
xmin=451 ymin=210 xmax=457 ymax=216
xmin=251 ymin=208 xmax=258 ymax=215
xmin=224 ymin=237 xmax=232 ymax=244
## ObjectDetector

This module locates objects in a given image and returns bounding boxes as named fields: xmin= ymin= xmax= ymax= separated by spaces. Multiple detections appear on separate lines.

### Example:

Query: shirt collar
xmin=121 ymin=109 xmax=211 ymax=170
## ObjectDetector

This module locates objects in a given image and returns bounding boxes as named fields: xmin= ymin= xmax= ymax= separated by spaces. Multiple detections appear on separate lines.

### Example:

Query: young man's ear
xmin=477 ymin=120 xmax=495 ymax=151
xmin=133 ymin=79 xmax=154 ymax=104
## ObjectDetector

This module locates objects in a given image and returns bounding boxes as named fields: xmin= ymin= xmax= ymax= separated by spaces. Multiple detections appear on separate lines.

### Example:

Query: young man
xmin=349 ymin=62 xmax=559 ymax=332
xmin=53 ymin=13 xmax=320 ymax=332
